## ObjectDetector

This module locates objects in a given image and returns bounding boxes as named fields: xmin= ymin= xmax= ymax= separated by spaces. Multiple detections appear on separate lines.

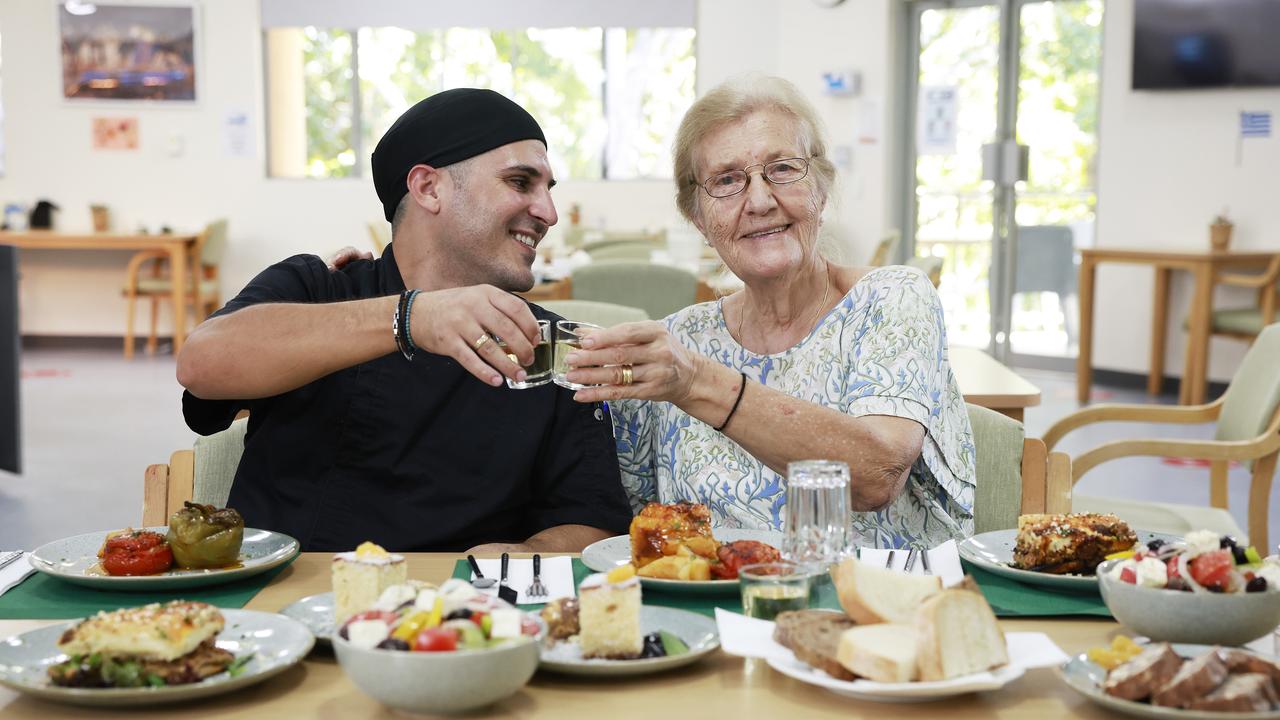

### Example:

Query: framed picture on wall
xmin=59 ymin=3 xmax=198 ymax=102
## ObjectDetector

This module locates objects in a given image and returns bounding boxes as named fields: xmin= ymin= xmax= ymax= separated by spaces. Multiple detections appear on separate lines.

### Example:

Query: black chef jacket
xmin=182 ymin=247 xmax=633 ymax=552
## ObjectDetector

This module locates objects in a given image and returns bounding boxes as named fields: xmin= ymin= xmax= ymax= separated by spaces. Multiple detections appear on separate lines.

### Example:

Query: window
xmin=265 ymin=26 xmax=695 ymax=181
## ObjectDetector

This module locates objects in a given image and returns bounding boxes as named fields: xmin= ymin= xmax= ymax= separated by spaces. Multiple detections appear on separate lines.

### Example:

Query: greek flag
xmin=1241 ymin=111 xmax=1271 ymax=138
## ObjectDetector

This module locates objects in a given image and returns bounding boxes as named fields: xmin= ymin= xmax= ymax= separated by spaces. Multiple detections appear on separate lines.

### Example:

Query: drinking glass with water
xmin=782 ymin=460 xmax=852 ymax=566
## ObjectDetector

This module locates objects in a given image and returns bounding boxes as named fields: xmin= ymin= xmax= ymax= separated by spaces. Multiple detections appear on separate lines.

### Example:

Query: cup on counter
xmin=501 ymin=320 xmax=552 ymax=389
xmin=739 ymin=561 xmax=814 ymax=621
xmin=552 ymin=320 xmax=601 ymax=390
xmin=782 ymin=460 xmax=852 ymax=566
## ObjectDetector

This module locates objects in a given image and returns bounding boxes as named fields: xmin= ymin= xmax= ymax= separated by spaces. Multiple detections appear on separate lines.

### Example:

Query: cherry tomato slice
xmin=1189 ymin=549 xmax=1233 ymax=590
xmin=413 ymin=627 xmax=458 ymax=652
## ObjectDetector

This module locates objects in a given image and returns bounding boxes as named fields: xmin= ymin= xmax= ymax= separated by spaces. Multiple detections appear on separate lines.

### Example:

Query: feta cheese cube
xmin=489 ymin=608 xmax=523 ymax=639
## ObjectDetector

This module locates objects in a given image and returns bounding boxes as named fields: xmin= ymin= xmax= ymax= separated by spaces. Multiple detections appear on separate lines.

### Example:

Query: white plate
xmin=538 ymin=606 xmax=719 ymax=676
xmin=766 ymin=654 xmax=1025 ymax=702
xmin=580 ymin=529 xmax=783 ymax=595
xmin=958 ymin=528 xmax=1179 ymax=593
xmin=28 ymin=527 xmax=300 ymax=591
xmin=1058 ymin=643 xmax=1280 ymax=719
xmin=0 ymin=609 xmax=314 ymax=707
xmin=278 ymin=592 xmax=335 ymax=647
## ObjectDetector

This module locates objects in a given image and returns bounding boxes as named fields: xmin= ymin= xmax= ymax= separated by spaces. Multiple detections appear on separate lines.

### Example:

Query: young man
xmin=177 ymin=89 xmax=632 ymax=553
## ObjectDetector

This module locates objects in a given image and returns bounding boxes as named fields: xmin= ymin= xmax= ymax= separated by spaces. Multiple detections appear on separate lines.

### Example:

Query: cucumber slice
xmin=1246 ymin=547 xmax=1263 ymax=564
xmin=659 ymin=630 xmax=689 ymax=657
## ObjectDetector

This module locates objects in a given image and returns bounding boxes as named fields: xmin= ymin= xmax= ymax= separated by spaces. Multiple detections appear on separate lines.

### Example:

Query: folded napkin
xmin=715 ymin=607 xmax=1069 ymax=672
xmin=0 ymin=552 xmax=35 ymax=598
xmin=471 ymin=556 xmax=575 ymax=605
xmin=857 ymin=539 xmax=965 ymax=587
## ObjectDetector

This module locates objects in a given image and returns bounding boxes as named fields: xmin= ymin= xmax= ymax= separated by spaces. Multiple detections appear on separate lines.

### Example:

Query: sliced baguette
xmin=915 ymin=589 xmax=1009 ymax=681
xmin=836 ymin=624 xmax=918 ymax=683
xmin=832 ymin=557 xmax=943 ymax=624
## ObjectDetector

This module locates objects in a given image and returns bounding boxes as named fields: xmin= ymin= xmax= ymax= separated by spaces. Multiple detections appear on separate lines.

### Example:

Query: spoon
xmin=466 ymin=554 xmax=496 ymax=588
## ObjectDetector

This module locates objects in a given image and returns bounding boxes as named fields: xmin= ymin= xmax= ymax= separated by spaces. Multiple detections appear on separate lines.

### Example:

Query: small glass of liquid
xmin=782 ymin=460 xmax=852 ymax=567
xmin=502 ymin=319 xmax=553 ymax=389
xmin=553 ymin=320 xmax=602 ymax=390
xmin=740 ymin=561 xmax=814 ymax=621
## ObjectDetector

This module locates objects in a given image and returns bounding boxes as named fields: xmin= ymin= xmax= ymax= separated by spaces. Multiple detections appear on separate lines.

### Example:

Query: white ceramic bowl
xmin=1097 ymin=558 xmax=1280 ymax=646
xmin=333 ymin=632 xmax=540 ymax=714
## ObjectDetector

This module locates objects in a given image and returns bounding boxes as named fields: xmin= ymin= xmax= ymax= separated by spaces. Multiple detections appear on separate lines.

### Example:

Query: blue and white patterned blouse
xmin=609 ymin=265 xmax=976 ymax=549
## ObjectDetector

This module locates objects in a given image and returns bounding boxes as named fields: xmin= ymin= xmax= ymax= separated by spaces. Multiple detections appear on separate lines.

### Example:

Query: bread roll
xmin=914 ymin=589 xmax=1009 ymax=681
xmin=832 ymin=557 xmax=943 ymax=624
xmin=836 ymin=624 xmax=919 ymax=683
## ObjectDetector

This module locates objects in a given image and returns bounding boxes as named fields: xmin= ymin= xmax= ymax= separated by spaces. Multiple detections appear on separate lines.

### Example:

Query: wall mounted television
xmin=1133 ymin=0 xmax=1280 ymax=89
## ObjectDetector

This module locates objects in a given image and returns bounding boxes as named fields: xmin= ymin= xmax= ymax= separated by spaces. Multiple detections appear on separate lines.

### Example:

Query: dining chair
xmin=366 ymin=220 xmax=390 ymax=254
xmin=122 ymin=219 xmax=228 ymax=358
xmin=142 ymin=416 xmax=246 ymax=525
xmin=1014 ymin=225 xmax=1077 ymax=346
xmin=905 ymin=255 xmax=944 ymax=288
xmin=571 ymin=261 xmax=699 ymax=320
xmin=1043 ymin=322 xmax=1280 ymax=549
xmin=868 ymin=230 xmax=900 ymax=266
xmin=539 ymin=300 xmax=650 ymax=327
xmin=967 ymin=404 xmax=1072 ymax=533
xmin=1181 ymin=255 xmax=1280 ymax=391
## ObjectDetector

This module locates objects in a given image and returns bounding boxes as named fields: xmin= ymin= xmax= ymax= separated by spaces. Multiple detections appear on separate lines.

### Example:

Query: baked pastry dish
xmin=1012 ymin=513 xmax=1137 ymax=575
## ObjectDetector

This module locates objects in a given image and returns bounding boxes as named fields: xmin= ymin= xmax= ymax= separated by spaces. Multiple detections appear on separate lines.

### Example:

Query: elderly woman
xmin=563 ymin=77 xmax=975 ymax=548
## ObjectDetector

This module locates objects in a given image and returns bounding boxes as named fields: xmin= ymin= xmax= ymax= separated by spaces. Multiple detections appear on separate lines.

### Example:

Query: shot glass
xmin=739 ymin=561 xmax=814 ymax=621
xmin=553 ymin=320 xmax=601 ymax=390
xmin=502 ymin=319 xmax=552 ymax=389
xmin=782 ymin=460 xmax=852 ymax=566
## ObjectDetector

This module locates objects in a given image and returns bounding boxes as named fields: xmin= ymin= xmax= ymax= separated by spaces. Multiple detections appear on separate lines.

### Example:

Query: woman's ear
xmin=406 ymin=164 xmax=443 ymax=215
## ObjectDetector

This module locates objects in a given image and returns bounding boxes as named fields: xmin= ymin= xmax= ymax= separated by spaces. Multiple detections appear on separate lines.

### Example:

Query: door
xmin=903 ymin=0 xmax=1103 ymax=365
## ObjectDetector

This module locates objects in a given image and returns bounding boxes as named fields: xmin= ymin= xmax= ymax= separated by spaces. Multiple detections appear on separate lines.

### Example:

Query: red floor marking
xmin=1160 ymin=457 xmax=1239 ymax=469
xmin=20 ymin=368 xmax=72 ymax=379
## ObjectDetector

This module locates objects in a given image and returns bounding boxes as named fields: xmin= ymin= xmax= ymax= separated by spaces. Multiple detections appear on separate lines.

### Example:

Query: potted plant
xmin=1211 ymin=210 xmax=1233 ymax=251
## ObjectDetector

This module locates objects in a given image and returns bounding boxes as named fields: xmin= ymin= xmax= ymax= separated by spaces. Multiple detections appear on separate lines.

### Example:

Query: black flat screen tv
xmin=1133 ymin=0 xmax=1280 ymax=89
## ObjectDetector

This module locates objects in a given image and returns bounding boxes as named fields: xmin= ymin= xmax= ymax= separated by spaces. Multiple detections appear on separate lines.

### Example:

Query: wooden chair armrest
xmin=1217 ymin=256 xmax=1280 ymax=288
xmin=125 ymin=250 xmax=170 ymax=286
xmin=142 ymin=463 xmax=170 ymax=526
xmin=1042 ymin=398 xmax=1223 ymax=451
xmin=1046 ymin=451 xmax=1072 ymax=515
xmin=1073 ymin=433 xmax=1280 ymax=483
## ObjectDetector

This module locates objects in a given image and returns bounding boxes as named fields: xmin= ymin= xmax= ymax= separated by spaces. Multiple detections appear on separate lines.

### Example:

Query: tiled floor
xmin=0 ymin=346 xmax=1275 ymax=551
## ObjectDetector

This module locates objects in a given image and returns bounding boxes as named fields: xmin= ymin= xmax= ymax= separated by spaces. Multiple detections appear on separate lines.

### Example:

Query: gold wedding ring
xmin=473 ymin=334 xmax=492 ymax=350
xmin=620 ymin=365 xmax=634 ymax=386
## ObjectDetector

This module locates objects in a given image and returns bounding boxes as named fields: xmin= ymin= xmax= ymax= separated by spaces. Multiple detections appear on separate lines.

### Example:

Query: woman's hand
xmin=564 ymin=321 xmax=704 ymax=404
xmin=325 ymin=246 xmax=374 ymax=271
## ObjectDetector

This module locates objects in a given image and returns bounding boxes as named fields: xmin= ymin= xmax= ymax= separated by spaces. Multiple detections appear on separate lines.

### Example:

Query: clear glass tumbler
xmin=502 ymin=319 xmax=552 ymax=389
xmin=782 ymin=460 xmax=852 ymax=566
xmin=553 ymin=320 xmax=601 ymax=390
xmin=739 ymin=561 xmax=814 ymax=621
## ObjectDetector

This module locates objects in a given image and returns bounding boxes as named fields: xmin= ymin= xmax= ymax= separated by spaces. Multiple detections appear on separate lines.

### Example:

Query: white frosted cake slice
xmin=332 ymin=542 xmax=407 ymax=624
xmin=578 ymin=565 xmax=643 ymax=659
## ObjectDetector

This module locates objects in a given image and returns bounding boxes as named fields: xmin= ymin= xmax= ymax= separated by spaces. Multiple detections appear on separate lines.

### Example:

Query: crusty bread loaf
xmin=914 ymin=589 xmax=1009 ymax=681
xmin=773 ymin=610 xmax=858 ymax=681
xmin=1103 ymin=643 xmax=1183 ymax=701
xmin=836 ymin=624 xmax=918 ymax=683
xmin=832 ymin=557 xmax=943 ymax=624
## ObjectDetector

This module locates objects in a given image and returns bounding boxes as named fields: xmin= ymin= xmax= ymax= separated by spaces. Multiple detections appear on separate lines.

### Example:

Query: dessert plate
xmin=538 ymin=606 xmax=719 ymax=676
xmin=279 ymin=592 xmax=335 ymax=647
xmin=1058 ymin=643 xmax=1280 ymax=719
xmin=581 ymin=529 xmax=782 ymax=595
xmin=958 ymin=528 xmax=1179 ymax=593
xmin=0 ymin=610 xmax=314 ymax=707
xmin=29 ymin=527 xmax=299 ymax=591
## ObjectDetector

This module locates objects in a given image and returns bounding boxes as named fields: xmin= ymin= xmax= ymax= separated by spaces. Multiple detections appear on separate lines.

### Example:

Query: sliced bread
xmin=773 ymin=610 xmax=858 ymax=681
xmin=832 ymin=557 xmax=943 ymax=624
xmin=836 ymin=624 xmax=918 ymax=683
xmin=914 ymin=589 xmax=1010 ymax=681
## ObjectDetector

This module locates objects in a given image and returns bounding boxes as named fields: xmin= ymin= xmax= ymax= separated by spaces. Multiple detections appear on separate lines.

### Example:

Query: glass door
xmin=903 ymin=0 xmax=1103 ymax=365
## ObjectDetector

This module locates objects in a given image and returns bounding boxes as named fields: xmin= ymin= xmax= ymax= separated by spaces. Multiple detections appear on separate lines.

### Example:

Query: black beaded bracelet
xmin=393 ymin=289 xmax=419 ymax=361
xmin=714 ymin=371 xmax=748 ymax=432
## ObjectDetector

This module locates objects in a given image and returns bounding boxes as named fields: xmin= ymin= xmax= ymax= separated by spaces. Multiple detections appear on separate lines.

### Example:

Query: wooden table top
xmin=950 ymin=347 xmax=1042 ymax=410
xmin=1080 ymin=247 xmax=1277 ymax=265
xmin=0 ymin=553 xmax=1132 ymax=719
xmin=0 ymin=230 xmax=200 ymax=250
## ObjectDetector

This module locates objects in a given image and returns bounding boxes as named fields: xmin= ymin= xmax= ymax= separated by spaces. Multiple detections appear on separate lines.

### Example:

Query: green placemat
xmin=452 ymin=559 xmax=1113 ymax=619
xmin=0 ymin=562 xmax=293 ymax=620
xmin=963 ymin=562 xmax=1113 ymax=618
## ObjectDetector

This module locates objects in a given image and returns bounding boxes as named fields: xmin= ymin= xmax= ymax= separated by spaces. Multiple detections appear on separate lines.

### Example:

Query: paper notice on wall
xmin=224 ymin=111 xmax=251 ymax=157
xmin=917 ymin=86 xmax=958 ymax=155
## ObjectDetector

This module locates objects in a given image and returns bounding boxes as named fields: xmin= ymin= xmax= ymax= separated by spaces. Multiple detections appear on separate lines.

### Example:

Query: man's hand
xmin=410 ymin=285 xmax=541 ymax=387
xmin=326 ymin=246 xmax=374 ymax=271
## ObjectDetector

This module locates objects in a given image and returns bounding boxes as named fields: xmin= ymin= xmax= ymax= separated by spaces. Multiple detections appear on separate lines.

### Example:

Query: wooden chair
xmin=540 ymin=299 xmax=649 ymax=327
xmin=967 ymin=404 xmax=1072 ymax=533
xmin=571 ymin=261 xmax=698 ymax=320
xmin=123 ymin=219 xmax=228 ymax=358
xmin=868 ymin=230 xmax=900 ymax=266
xmin=906 ymin=255 xmax=944 ymax=288
xmin=366 ymin=221 xmax=390 ymax=254
xmin=1043 ymin=322 xmax=1280 ymax=549
xmin=142 ymin=417 xmax=247 ymax=525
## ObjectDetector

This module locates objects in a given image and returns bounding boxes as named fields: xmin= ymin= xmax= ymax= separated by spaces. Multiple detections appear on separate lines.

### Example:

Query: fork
xmin=525 ymin=553 xmax=548 ymax=599
xmin=0 ymin=551 xmax=24 ymax=572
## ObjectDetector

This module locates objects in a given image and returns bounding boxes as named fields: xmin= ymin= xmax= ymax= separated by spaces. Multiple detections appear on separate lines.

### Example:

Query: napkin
xmin=715 ymin=607 xmax=1069 ymax=672
xmin=471 ymin=556 xmax=575 ymax=605
xmin=0 ymin=552 xmax=35 ymax=598
xmin=857 ymin=539 xmax=965 ymax=586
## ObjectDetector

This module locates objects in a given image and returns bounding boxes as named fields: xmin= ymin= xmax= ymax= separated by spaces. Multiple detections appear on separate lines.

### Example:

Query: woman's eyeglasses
xmin=697 ymin=157 xmax=810 ymax=199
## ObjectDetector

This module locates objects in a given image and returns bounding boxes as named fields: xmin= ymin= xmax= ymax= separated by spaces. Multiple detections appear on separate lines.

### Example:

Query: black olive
xmin=1247 ymin=577 xmax=1268 ymax=593
xmin=1147 ymin=539 xmax=1166 ymax=552
xmin=1220 ymin=536 xmax=1238 ymax=549
xmin=338 ymin=625 xmax=350 ymax=641
xmin=445 ymin=609 xmax=474 ymax=621
xmin=376 ymin=638 xmax=411 ymax=651
xmin=1232 ymin=545 xmax=1249 ymax=565
xmin=640 ymin=632 xmax=666 ymax=659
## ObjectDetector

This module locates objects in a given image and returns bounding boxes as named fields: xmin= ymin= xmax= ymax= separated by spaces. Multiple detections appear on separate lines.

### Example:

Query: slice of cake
xmin=332 ymin=541 xmax=407 ymax=625
xmin=578 ymin=564 xmax=643 ymax=659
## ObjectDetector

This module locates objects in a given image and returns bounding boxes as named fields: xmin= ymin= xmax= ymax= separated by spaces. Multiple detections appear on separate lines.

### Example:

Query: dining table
xmin=0 ymin=552 xmax=1150 ymax=719
xmin=0 ymin=230 xmax=203 ymax=353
